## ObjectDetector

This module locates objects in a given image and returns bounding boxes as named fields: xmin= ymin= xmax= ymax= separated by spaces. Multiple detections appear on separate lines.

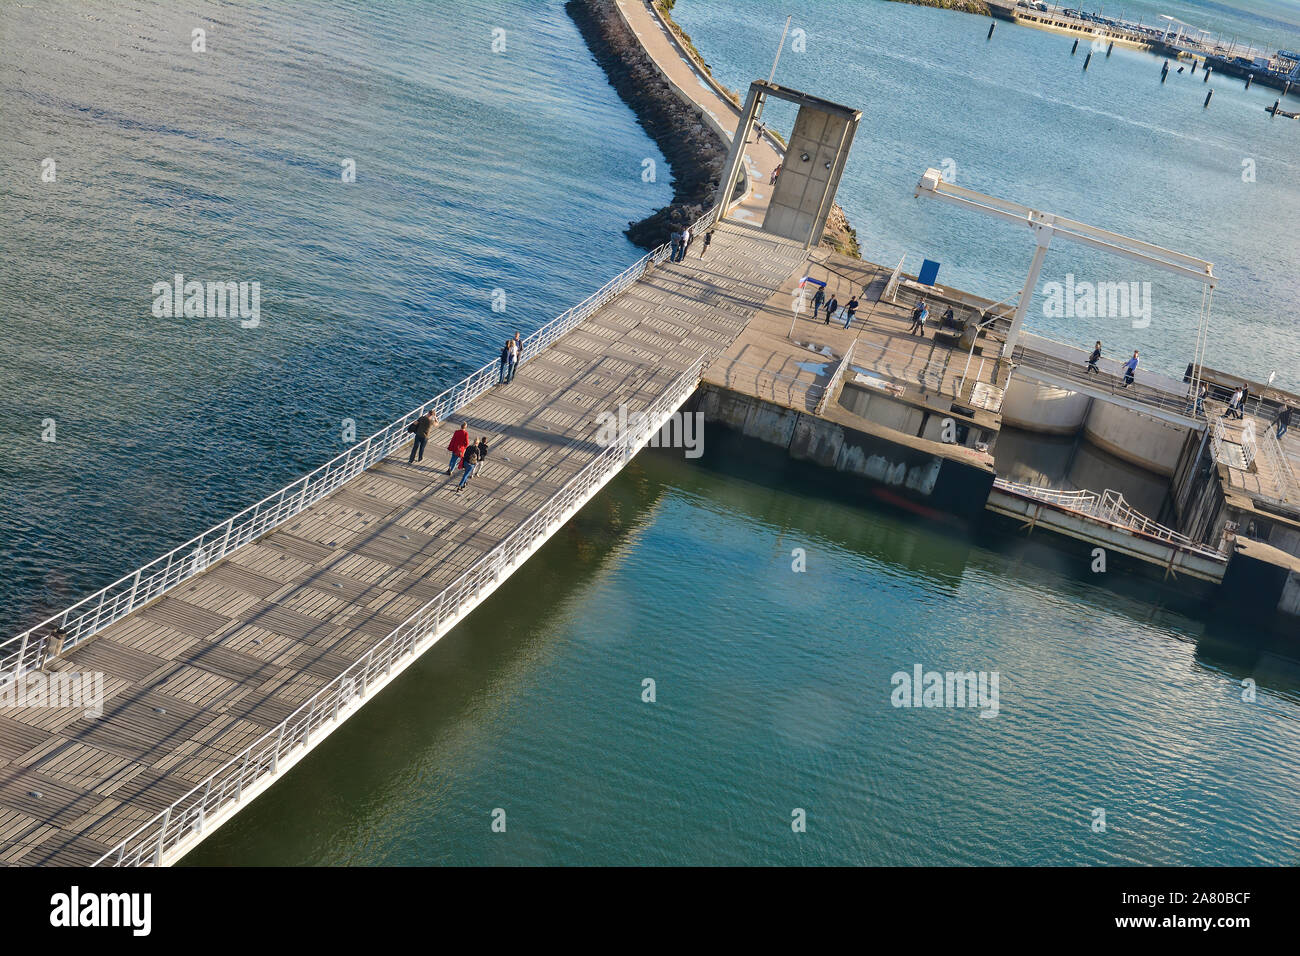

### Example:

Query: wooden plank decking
xmin=0 ymin=224 xmax=810 ymax=866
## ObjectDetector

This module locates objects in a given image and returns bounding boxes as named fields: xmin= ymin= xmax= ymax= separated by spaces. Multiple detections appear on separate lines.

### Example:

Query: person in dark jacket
xmin=446 ymin=423 xmax=469 ymax=475
xmin=498 ymin=339 xmax=512 ymax=384
xmin=1086 ymin=341 xmax=1102 ymax=374
xmin=456 ymin=439 xmax=481 ymax=491
xmin=843 ymin=296 xmax=860 ymax=329
xmin=812 ymin=286 xmax=825 ymax=318
xmin=408 ymin=410 xmax=436 ymax=463
xmin=1276 ymin=405 xmax=1293 ymax=439
xmin=823 ymin=295 xmax=839 ymax=326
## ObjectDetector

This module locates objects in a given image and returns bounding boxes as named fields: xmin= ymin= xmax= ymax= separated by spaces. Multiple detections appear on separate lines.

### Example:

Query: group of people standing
xmin=669 ymin=225 xmax=694 ymax=263
xmin=446 ymin=423 xmax=489 ymax=492
xmin=498 ymin=333 xmax=521 ymax=385
xmin=909 ymin=299 xmax=929 ymax=337
xmin=406 ymin=414 xmax=488 ymax=490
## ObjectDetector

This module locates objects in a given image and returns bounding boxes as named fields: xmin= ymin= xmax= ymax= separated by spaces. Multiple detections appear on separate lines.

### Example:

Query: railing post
xmin=9 ymin=633 xmax=28 ymax=680
xmin=127 ymin=568 xmax=142 ymax=611
xmin=271 ymin=722 xmax=286 ymax=773
xmin=153 ymin=807 xmax=171 ymax=866
xmin=235 ymin=751 xmax=250 ymax=802
xmin=198 ymin=778 xmax=212 ymax=834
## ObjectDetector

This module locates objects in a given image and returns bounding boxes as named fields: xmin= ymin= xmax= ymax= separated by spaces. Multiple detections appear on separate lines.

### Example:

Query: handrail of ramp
xmin=94 ymin=355 xmax=709 ymax=866
xmin=0 ymin=206 xmax=718 ymax=685
xmin=993 ymin=477 xmax=1225 ymax=559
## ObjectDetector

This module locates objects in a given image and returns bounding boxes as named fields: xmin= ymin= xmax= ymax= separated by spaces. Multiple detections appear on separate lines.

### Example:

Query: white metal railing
xmin=1210 ymin=415 xmax=1299 ymax=509
xmin=884 ymin=255 xmax=905 ymax=303
xmin=1209 ymin=416 xmax=1229 ymax=465
xmin=0 ymin=206 xmax=719 ymax=686
xmin=815 ymin=340 xmax=856 ymax=416
xmin=1257 ymin=426 xmax=1298 ymax=505
xmin=993 ymin=477 xmax=1226 ymax=559
xmin=94 ymin=354 xmax=708 ymax=866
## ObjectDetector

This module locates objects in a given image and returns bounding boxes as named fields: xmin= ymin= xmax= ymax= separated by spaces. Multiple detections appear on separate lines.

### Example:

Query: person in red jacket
xmin=446 ymin=422 xmax=469 ymax=475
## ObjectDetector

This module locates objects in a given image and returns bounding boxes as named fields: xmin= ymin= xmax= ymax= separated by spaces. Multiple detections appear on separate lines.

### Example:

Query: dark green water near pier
xmin=185 ymin=446 xmax=1300 ymax=866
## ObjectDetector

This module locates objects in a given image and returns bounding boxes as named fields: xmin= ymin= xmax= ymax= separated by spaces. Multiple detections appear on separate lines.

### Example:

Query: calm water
xmin=678 ymin=0 xmax=1300 ymax=389
xmin=185 ymin=449 xmax=1300 ymax=866
xmin=0 ymin=0 xmax=669 ymax=633
xmin=2 ymin=0 xmax=1299 ymax=866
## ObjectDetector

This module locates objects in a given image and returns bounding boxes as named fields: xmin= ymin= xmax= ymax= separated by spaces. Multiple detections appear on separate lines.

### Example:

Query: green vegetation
xmin=885 ymin=0 xmax=992 ymax=14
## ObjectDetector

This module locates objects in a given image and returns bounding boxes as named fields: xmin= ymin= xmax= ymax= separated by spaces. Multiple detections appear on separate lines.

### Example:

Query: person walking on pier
xmin=824 ymin=294 xmax=839 ymax=326
xmin=407 ymin=410 xmax=436 ymax=464
xmin=456 ymin=438 xmax=482 ymax=492
xmin=1276 ymin=405 xmax=1292 ymax=439
xmin=812 ymin=285 xmax=825 ymax=318
xmin=1086 ymin=341 xmax=1102 ymax=374
xmin=843 ymin=295 xmax=860 ymax=329
xmin=1239 ymin=383 xmax=1251 ymax=418
xmin=700 ymin=230 xmax=713 ymax=259
xmin=669 ymin=227 xmax=682 ymax=263
xmin=1190 ymin=382 xmax=1209 ymax=417
xmin=681 ymin=226 xmax=693 ymax=260
xmin=1223 ymin=387 xmax=1243 ymax=420
xmin=770 ymin=164 xmax=782 ymax=185
xmin=1120 ymin=350 xmax=1139 ymax=387
xmin=447 ymin=422 xmax=470 ymax=475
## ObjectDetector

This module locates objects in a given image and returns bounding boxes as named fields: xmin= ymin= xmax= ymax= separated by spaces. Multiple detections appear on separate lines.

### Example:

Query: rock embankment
xmin=567 ymin=0 xmax=861 ymax=259
xmin=566 ymin=0 xmax=726 ymax=248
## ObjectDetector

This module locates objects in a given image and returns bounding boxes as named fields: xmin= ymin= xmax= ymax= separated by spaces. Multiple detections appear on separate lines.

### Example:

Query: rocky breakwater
xmin=567 ymin=0 xmax=860 ymax=259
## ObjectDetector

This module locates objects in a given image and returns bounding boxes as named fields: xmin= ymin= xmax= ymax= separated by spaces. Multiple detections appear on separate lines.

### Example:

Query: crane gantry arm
xmin=913 ymin=168 xmax=1216 ymax=359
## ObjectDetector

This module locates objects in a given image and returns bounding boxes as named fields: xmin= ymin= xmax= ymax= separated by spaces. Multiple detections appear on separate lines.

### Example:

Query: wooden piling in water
xmin=1205 ymin=89 xmax=1214 ymax=108
xmin=1071 ymin=39 xmax=1078 ymax=55
xmin=988 ymin=22 xmax=995 ymax=40
xmin=1246 ymin=73 xmax=1254 ymax=90
xmin=1083 ymin=52 xmax=1092 ymax=71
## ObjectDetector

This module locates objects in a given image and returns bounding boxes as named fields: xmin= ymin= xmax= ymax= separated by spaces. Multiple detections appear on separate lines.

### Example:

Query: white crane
xmin=913 ymin=167 xmax=1217 ymax=401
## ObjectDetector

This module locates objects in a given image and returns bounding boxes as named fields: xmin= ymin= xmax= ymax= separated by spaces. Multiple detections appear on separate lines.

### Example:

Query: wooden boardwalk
xmin=0 ymin=223 xmax=809 ymax=865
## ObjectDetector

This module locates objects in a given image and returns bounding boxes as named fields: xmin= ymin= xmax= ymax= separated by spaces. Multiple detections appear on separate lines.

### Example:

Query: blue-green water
xmin=184 ymin=449 xmax=1300 ymax=866
xmin=2 ymin=0 xmax=1299 ymax=865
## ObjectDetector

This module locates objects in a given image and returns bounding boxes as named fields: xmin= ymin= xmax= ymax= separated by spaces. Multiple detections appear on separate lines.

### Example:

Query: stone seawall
xmin=690 ymin=384 xmax=995 ymax=521
xmin=886 ymin=0 xmax=992 ymax=15
xmin=568 ymin=0 xmax=861 ymax=258
xmin=566 ymin=0 xmax=728 ymax=248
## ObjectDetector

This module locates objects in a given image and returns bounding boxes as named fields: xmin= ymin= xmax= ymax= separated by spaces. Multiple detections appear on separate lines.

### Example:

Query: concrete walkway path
xmin=614 ymin=0 xmax=784 ymax=226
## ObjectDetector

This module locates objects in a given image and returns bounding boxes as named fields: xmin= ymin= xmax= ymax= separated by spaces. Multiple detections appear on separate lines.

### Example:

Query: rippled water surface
xmin=2 ymin=0 xmax=1298 ymax=866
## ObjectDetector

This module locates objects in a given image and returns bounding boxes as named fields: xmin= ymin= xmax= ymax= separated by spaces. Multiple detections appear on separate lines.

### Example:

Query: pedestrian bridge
xmin=0 ymin=211 xmax=811 ymax=866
